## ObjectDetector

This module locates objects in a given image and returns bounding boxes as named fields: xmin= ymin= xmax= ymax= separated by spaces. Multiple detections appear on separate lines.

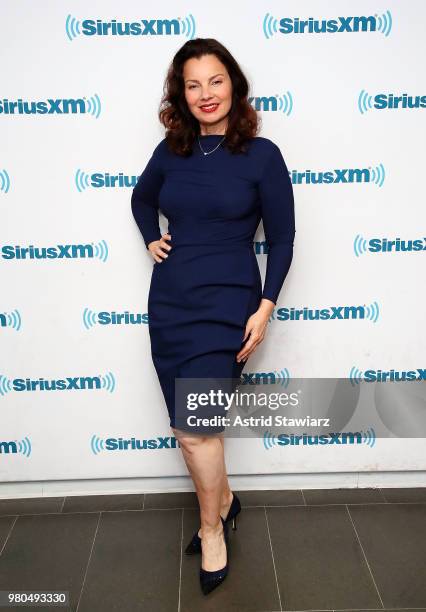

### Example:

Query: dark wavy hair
xmin=158 ymin=38 xmax=260 ymax=156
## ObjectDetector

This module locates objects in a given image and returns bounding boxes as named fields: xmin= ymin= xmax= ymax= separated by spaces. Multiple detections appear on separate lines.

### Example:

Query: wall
xmin=1 ymin=0 xmax=425 ymax=494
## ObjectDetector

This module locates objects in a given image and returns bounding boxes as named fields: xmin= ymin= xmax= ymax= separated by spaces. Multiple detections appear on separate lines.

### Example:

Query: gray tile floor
xmin=0 ymin=488 xmax=425 ymax=611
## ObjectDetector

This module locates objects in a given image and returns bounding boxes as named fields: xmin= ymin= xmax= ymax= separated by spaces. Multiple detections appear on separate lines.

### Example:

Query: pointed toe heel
xmin=199 ymin=517 xmax=229 ymax=595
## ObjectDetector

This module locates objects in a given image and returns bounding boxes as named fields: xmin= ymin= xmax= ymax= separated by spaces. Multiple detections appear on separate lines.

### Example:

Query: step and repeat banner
xmin=1 ymin=1 xmax=425 ymax=482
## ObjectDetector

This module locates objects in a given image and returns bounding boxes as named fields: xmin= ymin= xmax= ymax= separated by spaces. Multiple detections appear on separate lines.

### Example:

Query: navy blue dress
xmin=131 ymin=135 xmax=295 ymax=431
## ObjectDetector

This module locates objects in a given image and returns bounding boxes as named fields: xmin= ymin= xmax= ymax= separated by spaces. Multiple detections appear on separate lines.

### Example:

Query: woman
xmin=131 ymin=38 xmax=295 ymax=595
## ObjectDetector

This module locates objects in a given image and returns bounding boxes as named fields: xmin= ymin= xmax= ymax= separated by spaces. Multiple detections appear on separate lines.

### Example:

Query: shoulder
xmin=151 ymin=137 xmax=168 ymax=157
xmin=251 ymin=136 xmax=277 ymax=147
xmin=248 ymin=136 xmax=285 ymax=163
xmin=249 ymin=137 xmax=288 ymax=175
xmin=145 ymin=137 xmax=168 ymax=172
xmin=250 ymin=136 xmax=282 ymax=156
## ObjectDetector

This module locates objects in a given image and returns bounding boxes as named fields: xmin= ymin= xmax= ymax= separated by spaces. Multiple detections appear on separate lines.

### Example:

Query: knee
xmin=171 ymin=428 xmax=212 ymax=453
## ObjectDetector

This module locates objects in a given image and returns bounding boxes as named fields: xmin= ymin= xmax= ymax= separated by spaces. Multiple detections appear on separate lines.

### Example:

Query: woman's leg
xmin=172 ymin=428 xmax=233 ymax=525
xmin=218 ymin=435 xmax=234 ymax=513
xmin=171 ymin=427 xmax=232 ymax=570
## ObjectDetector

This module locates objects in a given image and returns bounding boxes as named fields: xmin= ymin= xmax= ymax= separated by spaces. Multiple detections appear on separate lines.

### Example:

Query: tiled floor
xmin=0 ymin=488 xmax=425 ymax=611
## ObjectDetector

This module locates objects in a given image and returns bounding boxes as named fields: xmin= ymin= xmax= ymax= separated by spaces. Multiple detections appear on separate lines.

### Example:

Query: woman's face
xmin=183 ymin=54 xmax=232 ymax=134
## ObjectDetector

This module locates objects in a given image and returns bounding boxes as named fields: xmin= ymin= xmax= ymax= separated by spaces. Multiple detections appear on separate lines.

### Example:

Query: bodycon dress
xmin=131 ymin=134 xmax=295 ymax=433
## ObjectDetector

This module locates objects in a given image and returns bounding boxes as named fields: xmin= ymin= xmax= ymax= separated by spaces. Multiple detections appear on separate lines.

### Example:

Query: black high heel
xmin=228 ymin=493 xmax=241 ymax=530
xmin=231 ymin=511 xmax=238 ymax=531
xmin=199 ymin=516 xmax=229 ymax=595
xmin=184 ymin=492 xmax=241 ymax=555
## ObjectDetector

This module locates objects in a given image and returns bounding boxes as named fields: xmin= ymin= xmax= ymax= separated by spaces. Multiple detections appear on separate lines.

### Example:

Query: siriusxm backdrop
xmin=1 ymin=0 xmax=425 ymax=484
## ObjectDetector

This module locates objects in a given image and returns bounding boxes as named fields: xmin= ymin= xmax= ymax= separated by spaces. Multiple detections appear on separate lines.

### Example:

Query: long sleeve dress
xmin=131 ymin=134 xmax=295 ymax=432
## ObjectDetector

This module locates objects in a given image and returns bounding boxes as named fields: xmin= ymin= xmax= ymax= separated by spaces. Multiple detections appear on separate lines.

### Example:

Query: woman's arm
xmin=258 ymin=141 xmax=296 ymax=305
xmin=131 ymin=140 xmax=165 ymax=249
xmin=236 ymin=142 xmax=296 ymax=362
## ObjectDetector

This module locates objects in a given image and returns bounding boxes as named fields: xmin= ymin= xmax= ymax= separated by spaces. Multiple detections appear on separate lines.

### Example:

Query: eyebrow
xmin=184 ymin=73 xmax=225 ymax=84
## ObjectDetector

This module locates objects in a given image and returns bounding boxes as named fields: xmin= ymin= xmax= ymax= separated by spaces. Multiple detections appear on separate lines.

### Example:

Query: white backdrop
xmin=1 ymin=0 xmax=425 ymax=484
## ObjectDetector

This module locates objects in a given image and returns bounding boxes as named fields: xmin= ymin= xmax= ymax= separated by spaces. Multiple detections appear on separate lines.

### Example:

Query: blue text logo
xmin=1 ymin=241 xmax=109 ymax=262
xmin=268 ymin=301 xmax=380 ymax=323
xmin=290 ymin=163 xmax=385 ymax=186
xmin=358 ymin=90 xmax=426 ymax=113
xmin=263 ymin=428 xmax=376 ymax=449
xmin=66 ymin=14 xmax=196 ymax=40
xmin=0 ymin=372 xmax=116 ymax=396
xmin=240 ymin=369 xmax=290 ymax=387
xmin=350 ymin=366 xmax=425 ymax=385
xmin=0 ymin=95 xmax=101 ymax=118
xmin=91 ymin=434 xmax=178 ymax=454
xmin=83 ymin=308 xmax=149 ymax=328
xmin=263 ymin=11 xmax=392 ymax=38
xmin=75 ymin=170 xmax=139 ymax=192
xmin=354 ymin=234 xmax=426 ymax=256
xmin=0 ymin=437 xmax=32 ymax=457
xmin=248 ymin=93 xmax=293 ymax=115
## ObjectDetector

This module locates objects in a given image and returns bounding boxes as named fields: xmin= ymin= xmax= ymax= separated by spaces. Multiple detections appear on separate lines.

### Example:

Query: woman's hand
xmin=148 ymin=233 xmax=172 ymax=263
xmin=236 ymin=298 xmax=275 ymax=363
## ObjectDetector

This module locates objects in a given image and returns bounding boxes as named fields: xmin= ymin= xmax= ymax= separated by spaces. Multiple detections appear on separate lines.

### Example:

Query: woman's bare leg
xmin=171 ymin=428 xmax=232 ymax=570
xmin=218 ymin=436 xmax=233 ymax=514
xmin=173 ymin=429 xmax=233 ymax=531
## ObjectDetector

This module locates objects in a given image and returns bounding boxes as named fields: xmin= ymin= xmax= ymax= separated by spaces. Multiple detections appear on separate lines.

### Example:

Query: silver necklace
xmin=198 ymin=134 xmax=226 ymax=156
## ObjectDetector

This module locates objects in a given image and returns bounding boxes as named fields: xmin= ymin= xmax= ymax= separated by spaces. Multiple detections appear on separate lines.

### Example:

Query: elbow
xmin=267 ymin=232 xmax=295 ymax=249
xmin=264 ymin=221 xmax=295 ymax=247
xmin=130 ymin=188 xmax=140 ymax=221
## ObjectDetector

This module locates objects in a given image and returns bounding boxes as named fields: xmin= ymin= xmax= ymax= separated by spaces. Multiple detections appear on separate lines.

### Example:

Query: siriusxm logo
xmin=358 ymin=90 xmax=426 ymax=113
xmin=0 ymin=309 xmax=22 ymax=331
xmin=0 ymin=169 xmax=10 ymax=194
xmin=66 ymin=14 xmax=196 ymax=40
xmin=248 ymin=93 xmax=293 ymax=115
xmin=269 ymin=301 xmax=380 ymax=323
xmin=0 ymin=437 xmax=32 ymax=457
xmin=91 ymin=435 xmax=178 ymax=454
xmin=263 ymin=11 xmax=392 ymax=38
xmin=1 ymin=241 xmax=108 ymax=262
xmin=290 ymin=163 xmax=385 ymax=187
xmin=354 ymin=234 xmax=426 ymax=256
xmin=0 ymin=372 xmax=115 ymax=395
xmin=350 ymin=366 xmax=426 ymax=385
xmin=263 ymin=428 xmax=376 ymax=449
xmin=75 ymin=170 xmax=138 ymax=192
xmin=0 ymin=95 xmax=101 ymax=118
xmin=240 ymin=369 xmax=290 ymax=387
xmin=83 ymin=308 xmax=148 ymax=328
